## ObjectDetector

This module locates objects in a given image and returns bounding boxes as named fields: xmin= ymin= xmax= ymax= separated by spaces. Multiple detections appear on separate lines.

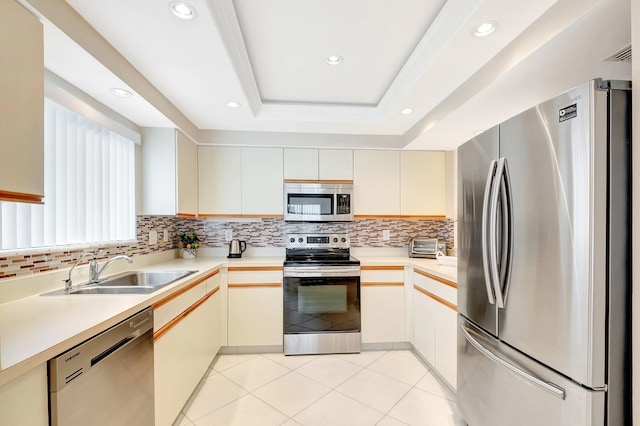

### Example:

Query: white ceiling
xmin=23 ymin=0 xmax=631 ymax=150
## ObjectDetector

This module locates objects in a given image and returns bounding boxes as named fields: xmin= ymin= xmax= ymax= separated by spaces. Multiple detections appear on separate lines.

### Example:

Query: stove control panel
xmin=286 ymin=233 xmax=350 ymax=249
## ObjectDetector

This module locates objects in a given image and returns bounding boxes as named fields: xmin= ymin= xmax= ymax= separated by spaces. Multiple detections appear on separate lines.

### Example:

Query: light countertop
xmin=0 ymin=253 xmax=456 ymax=386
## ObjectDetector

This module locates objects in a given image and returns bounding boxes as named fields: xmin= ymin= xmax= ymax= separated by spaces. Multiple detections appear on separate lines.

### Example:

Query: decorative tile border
xmin=0 ymin=215 xmax=455 ymax=280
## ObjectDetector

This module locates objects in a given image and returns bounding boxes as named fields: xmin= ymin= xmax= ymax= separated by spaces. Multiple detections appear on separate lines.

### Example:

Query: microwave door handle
xmin=489 ymin=158 xmax=506 ymax=308
xmin=482 ymin=160 xmax=497 ymax=305
xmin=496 ymin=159 xmax=513 ymax=307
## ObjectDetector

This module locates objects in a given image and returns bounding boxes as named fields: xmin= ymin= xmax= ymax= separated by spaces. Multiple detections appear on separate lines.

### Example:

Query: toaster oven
xmin=409 ymin=238 xmax=446 ymax=258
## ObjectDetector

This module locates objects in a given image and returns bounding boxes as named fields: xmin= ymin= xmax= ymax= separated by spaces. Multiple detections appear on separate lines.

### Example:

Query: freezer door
xmin=497 ymin=81 xmax=608 ymax=388
xmin=457 ymin=316 xmax=605 ymax=426
xmin=457 ymin=126 xmax=499 ymax=335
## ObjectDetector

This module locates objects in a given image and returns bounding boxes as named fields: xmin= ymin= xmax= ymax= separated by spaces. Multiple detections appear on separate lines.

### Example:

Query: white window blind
xmin=0 ymin=99 xmax=136 ymax=250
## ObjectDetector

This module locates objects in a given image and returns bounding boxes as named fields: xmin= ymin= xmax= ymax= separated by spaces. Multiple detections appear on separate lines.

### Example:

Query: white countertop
xmin=0 ymin=253 xmax=456 ymax=386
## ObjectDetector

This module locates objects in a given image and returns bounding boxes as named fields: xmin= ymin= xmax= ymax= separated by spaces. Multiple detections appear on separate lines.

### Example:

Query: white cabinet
xmin=227 ymin=266 xmax=283 ymax=347
xmin=153 ymin=270 xmax=221 ymax=426
xmin=141 ymin=128 xmax=198 ymax=217
xmin=241 ymin=147 xmax=283 ymax=216
xmin=0 ymin=364 xmax=48 ymax=426
xmin=283 ymin=148 xmax=353 ymax=181
xmin=198 ymin=146 xmax=242 ymax=215
xmin=412 ymin=268 xmax=457 ymax=389
xmin=360 ymin=266 xmax=405 ymax=344
xmin=400 ymin=151 xmax=446 ymax=216
xmin=0 ymin=1 xmax=44 ymax=203
xmin=198 ymin=147 xmax=282 ymax=217
xmin=353 ymin=150 xmax=400 ymax=215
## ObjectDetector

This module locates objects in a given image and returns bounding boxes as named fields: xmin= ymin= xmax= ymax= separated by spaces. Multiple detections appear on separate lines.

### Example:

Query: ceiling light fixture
xmin=169 ymin=1 xmax=198 ymax=20
xmin=473 ymin=21 xmax=498 ymax=37
xmin=400 ymin=108 xmax=414 ymax=115
xmin=326 ymin=55 xmax=343 ymax=65
xmin=109 ymin=88 xmax=132 ymax=98
xmin=226 ymin=101 xmax=241 ymax=108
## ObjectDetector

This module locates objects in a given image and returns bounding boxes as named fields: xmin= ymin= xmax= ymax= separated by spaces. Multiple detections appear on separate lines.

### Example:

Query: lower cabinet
xmin=360 ymin=266 xmax=406 ymax=344
xmin=412 ymin=269 xmax=457 ymax=389
xmin=227 ymin=266 xmax=283 ymax=347
xmin=153 ymin=270 xmax=221 ymax=426
xmin=0 ymin=364 xmax=48 ymax=426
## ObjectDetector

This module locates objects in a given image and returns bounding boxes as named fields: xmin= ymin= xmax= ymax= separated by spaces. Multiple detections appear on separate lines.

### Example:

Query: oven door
xmin=283 ymin=266 xmax=361 ymax=354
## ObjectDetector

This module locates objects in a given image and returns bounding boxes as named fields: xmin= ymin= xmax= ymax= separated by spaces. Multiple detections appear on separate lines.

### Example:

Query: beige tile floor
xmin=175 ymin=350 xmax=465 ymax=426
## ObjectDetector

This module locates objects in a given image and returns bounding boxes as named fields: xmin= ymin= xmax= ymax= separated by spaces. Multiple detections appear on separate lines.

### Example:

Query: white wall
xmin=632 ymin=1 xmax=639 ymax=424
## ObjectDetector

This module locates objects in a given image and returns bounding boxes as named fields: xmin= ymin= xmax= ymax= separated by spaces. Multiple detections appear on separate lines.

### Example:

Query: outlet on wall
xmin=225 ymin=229 xmax=233 ymax=241
xmin=382 ymin=230 xmax=391 ymax=241
xmin=149 ymin=230 xmax=158 ymax=245
xmin=163 ymin=230 xmax=168 ymax=242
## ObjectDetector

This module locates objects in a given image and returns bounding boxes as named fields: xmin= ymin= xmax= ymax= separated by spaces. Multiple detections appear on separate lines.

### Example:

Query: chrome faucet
xmin=64 ymin=252 xmax=98 ymax=290
xmin=92 ymin=254 xmax=133 ymax=282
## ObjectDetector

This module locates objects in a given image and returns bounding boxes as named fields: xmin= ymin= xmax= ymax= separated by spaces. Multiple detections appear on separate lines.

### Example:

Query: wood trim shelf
xmin=361 ymin=266 xmax=404 ymax=271
xmin=153 ymin=286 xmax=219 ymax=342
xmin=354 ymin=215 xmax=447 ymax=219
xmin=228 ymin=283 xmax=282 ymax=288
xmin=198 ymin=214 xmax=284 ymax=219
xmin=228 ymin=266 xmax=283 ymax=272
xmin=152 ymin=269 xmax=220 ymax=310
xmin=283 ymin=179 xmax=354 ymax=184
xmin=414 ymin=285 xmax=457 ymax=312
xmin=176 ymin=213 xmax=197 ymax=218
xmin=0 ymin=190 xmax=44 ymax=204
xmin=414 ymin=269 xmax=457 ymax=288
xmin=361 ymin=282 xmax=404 ymax=287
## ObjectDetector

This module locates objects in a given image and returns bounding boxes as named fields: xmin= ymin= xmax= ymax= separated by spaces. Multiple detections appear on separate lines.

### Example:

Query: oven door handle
xmin=284 ymin=268 xmax=361 ymax=278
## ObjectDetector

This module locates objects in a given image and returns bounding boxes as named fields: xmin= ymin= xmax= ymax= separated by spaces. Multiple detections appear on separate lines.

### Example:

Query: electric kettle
xmin=228 ymin=239 xmax=247 ymax=258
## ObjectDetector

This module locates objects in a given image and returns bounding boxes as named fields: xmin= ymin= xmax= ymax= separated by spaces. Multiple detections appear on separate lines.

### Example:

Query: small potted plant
xmin=179 ymin=232 xmax=200 ymax=259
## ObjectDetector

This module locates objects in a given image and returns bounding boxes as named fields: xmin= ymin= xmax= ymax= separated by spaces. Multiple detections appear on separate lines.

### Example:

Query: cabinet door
xmin=0 ymin=364 xmax=48 ymax=426
xmin=284 ymin=148 xmax=318 ymax=180
xmin=0 ymin=1 xmax=44 ymax=203
xmin=435 ymin=303 xmax=457 ymax=389
xmin=400 ymin=151 xmax=446 ymax=216
xmin=141 ymin=128 xmax=177 ymax=215
xmin=353 ymin=150 xmax=400 ymax=215
xmin=361 ymin=267 xmax=405 ymax=344
xmin=413 ymin=286 xmax=437 ymax=366
xmin=228 ymin=284 xmax=283 ymax=346
xmin=241 ymin=147 xmax=283 ymax=215
xmin=319 ymin=149 xmax=353 ymax=180
xmin=176 ymin=131 xmax=198 ymax=216
xmin=198 ymin=146 xmax=242 ymax=215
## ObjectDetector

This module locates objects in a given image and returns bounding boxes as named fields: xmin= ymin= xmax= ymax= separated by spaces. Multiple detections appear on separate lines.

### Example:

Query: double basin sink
xmin=43 ymin=270 xmax=196 ymax=295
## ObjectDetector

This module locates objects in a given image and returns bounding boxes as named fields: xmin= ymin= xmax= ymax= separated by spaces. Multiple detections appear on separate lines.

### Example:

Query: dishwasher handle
xmin=48 ymin=307 xmax=153 ymax=392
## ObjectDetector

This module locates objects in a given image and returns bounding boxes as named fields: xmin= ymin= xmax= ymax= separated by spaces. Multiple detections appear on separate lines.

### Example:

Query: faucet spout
xmin=94 ymin=254 xmax=133 ymax=282
xmin=64 ymin=252 xmax=98 ymax=290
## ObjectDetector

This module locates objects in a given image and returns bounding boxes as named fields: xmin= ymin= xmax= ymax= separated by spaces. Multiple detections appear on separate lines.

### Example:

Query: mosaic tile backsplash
xmin=0 ymin=216 xmax=454 ymax=280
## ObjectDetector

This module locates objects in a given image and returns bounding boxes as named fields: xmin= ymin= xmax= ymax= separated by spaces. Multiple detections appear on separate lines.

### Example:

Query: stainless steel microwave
xmin=284 ymin=182 xmax=354 ymax=222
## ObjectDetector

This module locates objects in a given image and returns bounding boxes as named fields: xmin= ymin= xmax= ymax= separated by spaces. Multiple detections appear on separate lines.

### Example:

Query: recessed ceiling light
xmin=169 ymin=1 xmax=197 ymax=20
xmin=473 ymin=21 xmax=498 ymax=37
xmin=400 ymin=108 xmax=414 ymax=115
xmin=226 ymin=101 xmax=241 ymax=108
xmin=109 ymin=88 xmax=132 ymax=98
xmin=326 ymin=55 xmax=343 ymax=65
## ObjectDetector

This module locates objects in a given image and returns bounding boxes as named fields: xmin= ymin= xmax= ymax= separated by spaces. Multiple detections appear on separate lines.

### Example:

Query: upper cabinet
xmin=353 ymin=150 xmax=400 ymax=216
xmin=400 ymin=151 xmax=446 ymax=216
xmin=0 ymin=2 xmax=44 ymax=203
xmin=199 ymin=146 xmax=283 ymax=217
xmin=284 ymin=148 xmax=353 ymax=181
xmin=141 ymin=128 xmax=198 ymax=217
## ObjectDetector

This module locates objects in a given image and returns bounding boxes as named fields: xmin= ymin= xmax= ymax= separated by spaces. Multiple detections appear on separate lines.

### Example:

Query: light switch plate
xmin=225 ymin=229 xmax=233 ymax=241
xmin=163 ymin=230 xmax=168 ymax=242
xmin=149 ymin=230 xmax=158 ymax=245
xmin=382 ymin=230 xmax=390 ymax=241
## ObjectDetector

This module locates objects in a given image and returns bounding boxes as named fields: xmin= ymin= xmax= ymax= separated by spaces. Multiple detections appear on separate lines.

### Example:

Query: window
xmin=0 ymin=99 xmax=136 ymax=250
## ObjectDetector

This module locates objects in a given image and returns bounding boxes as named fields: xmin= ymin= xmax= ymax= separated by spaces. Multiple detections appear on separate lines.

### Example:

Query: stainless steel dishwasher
xmin=48 ymin=307 xmax=154 ymax=426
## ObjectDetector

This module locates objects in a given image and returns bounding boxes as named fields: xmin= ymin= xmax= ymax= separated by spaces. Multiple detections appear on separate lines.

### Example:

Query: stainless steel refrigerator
xmin=456 ymin=79 xmax=631 ymax=425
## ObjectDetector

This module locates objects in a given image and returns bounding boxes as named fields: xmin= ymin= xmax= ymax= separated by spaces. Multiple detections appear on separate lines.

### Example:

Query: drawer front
xmin=361 ymin=266 xmax=404 ymax=283
xmin=228 ymin=266 xmax=283 ymax=285
xmin=413 ymin=269 xmax=457 ymax=306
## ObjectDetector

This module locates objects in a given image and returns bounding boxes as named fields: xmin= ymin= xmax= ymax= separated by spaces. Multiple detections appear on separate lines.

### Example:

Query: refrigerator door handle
xmin=495 ymin=158 xmax=513 ymax=308
xmin=488 ymin=158 xmax=505 ymax=307
xmin=481 ymin=160 xmax=497 ymax=304
xmin=460 ymin=324 xmax=566 ymax=400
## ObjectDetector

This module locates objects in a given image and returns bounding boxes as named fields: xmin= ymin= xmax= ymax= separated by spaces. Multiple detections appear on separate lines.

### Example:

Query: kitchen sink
xmin=42 ymin=270 xmax=197 ymax=295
